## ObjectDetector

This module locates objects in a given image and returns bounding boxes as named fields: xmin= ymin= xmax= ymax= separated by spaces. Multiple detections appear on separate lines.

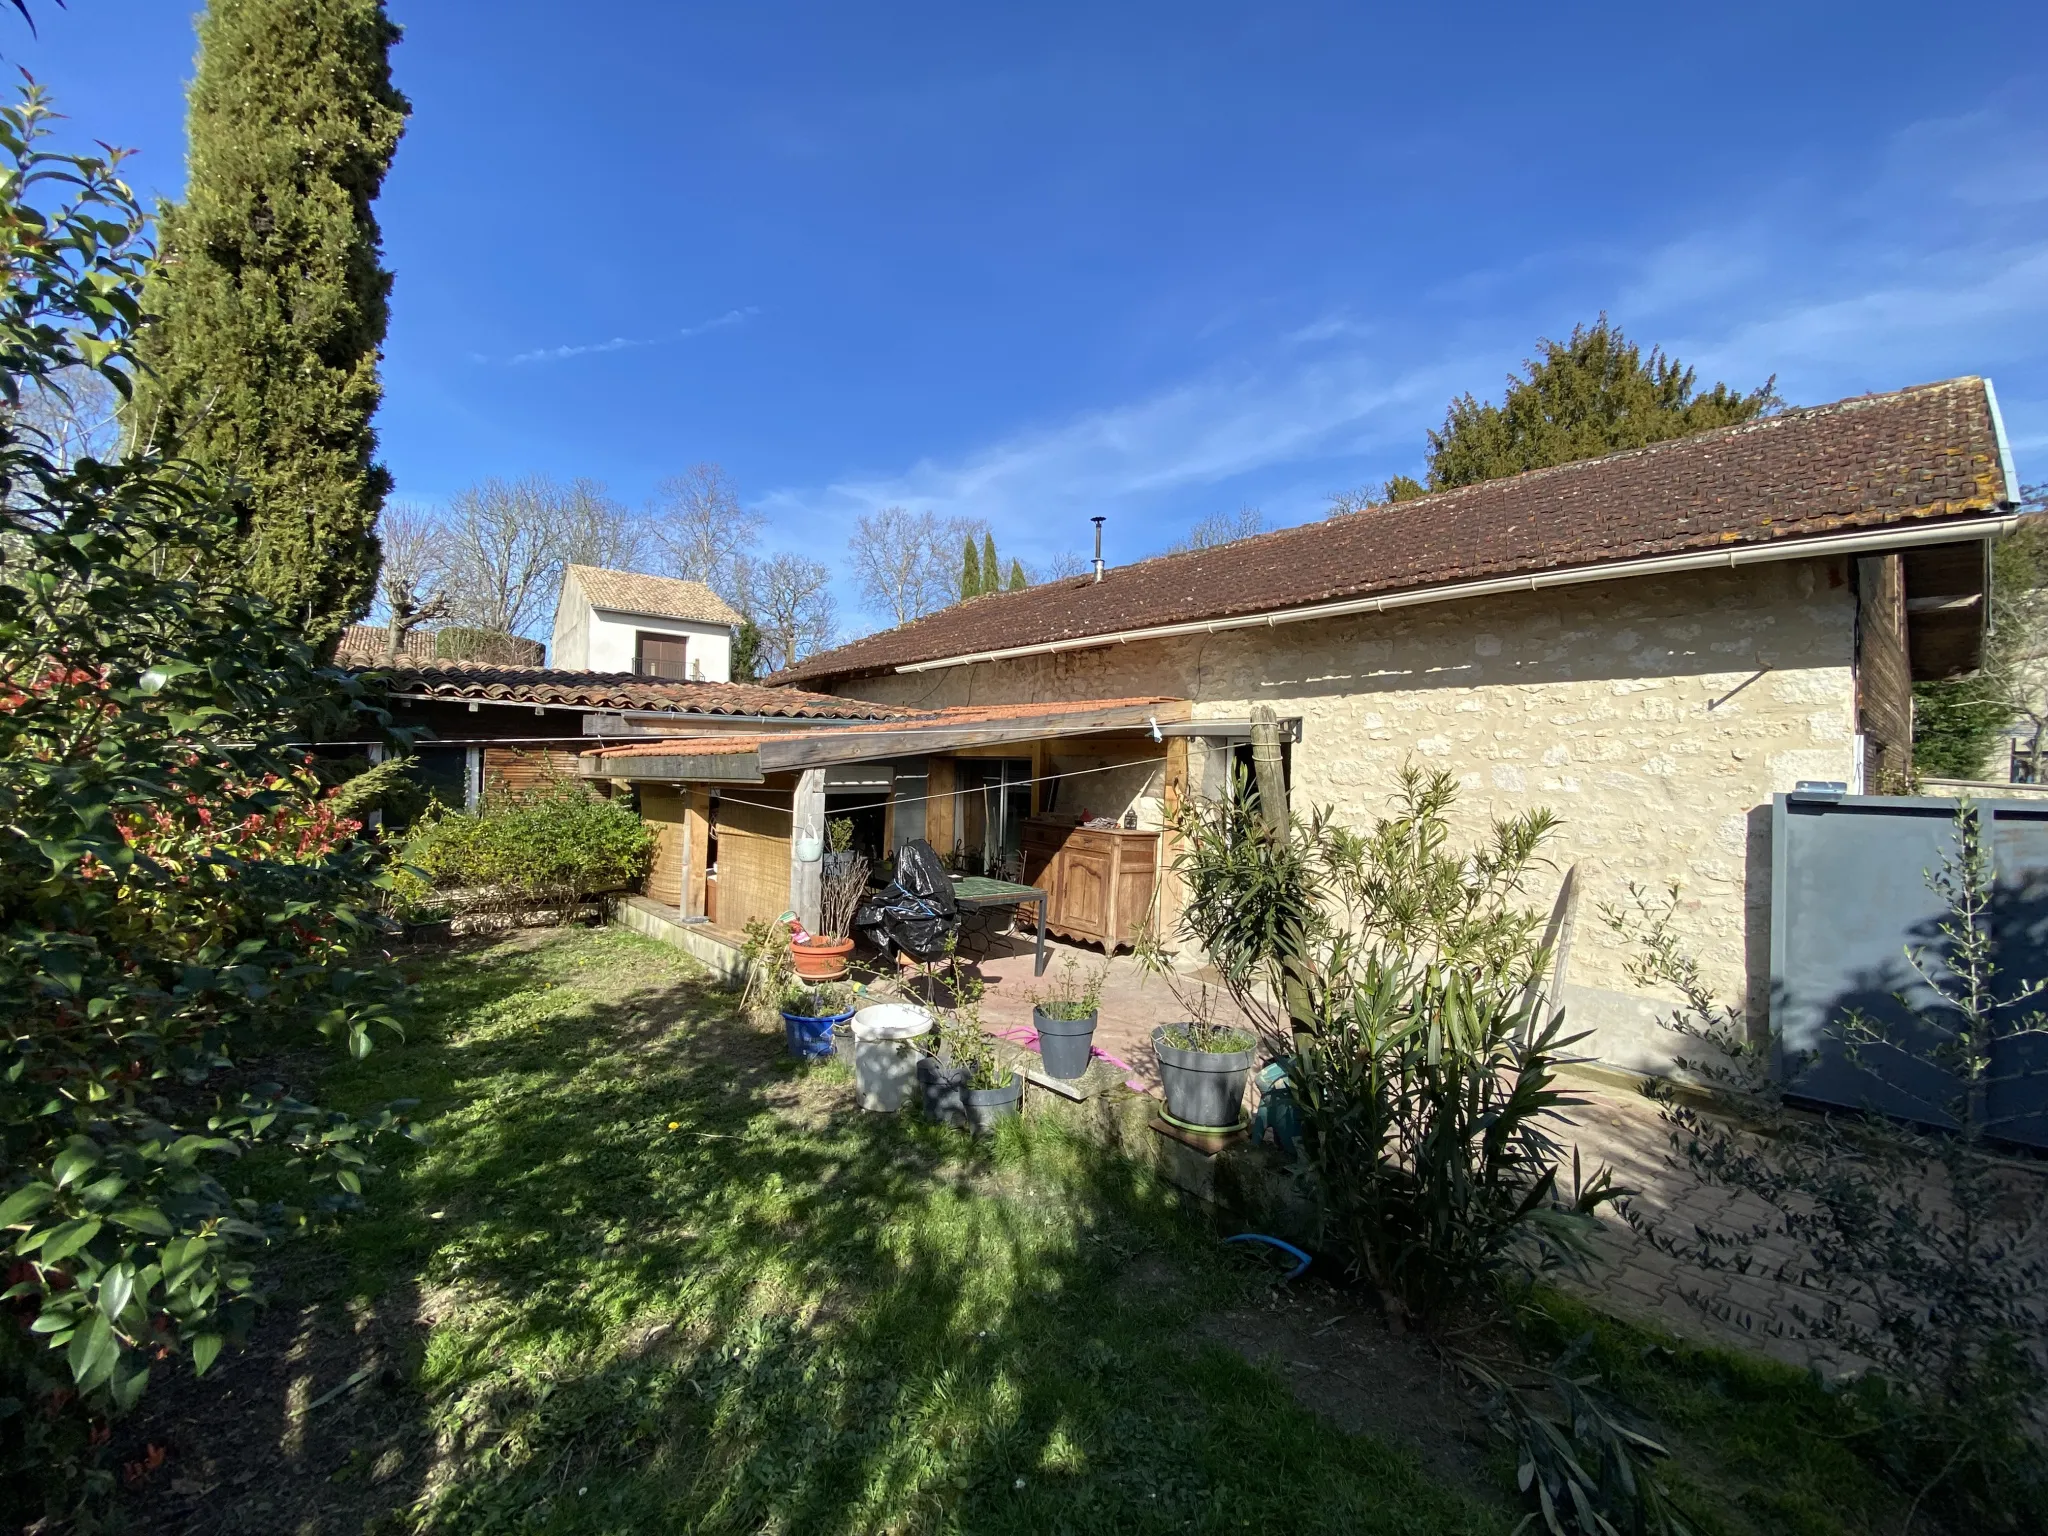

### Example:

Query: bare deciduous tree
xmin=555 ymin=478 xmax=647 ymax=573
xmin=1043 ymin=549 xmax=1089 ymax=580
xmin=372 ymin=500 xmax=451 ymax=661
xmin=650 ymin=463 xmax=762 ymax=605
xmin=849 ymin=505 xmax=956 ymax=625
xmin=1166 ymin=505 xmax=1267 ymax=554
xmin=442 ymin=475 xmax=569 ymax=637
xmin=738 ymin=551 xmax=835 ymax=674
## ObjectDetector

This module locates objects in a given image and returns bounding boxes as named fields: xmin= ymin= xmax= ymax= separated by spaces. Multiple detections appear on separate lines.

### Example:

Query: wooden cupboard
xmin=1020 ymin=818 xmax=1160 ymax=951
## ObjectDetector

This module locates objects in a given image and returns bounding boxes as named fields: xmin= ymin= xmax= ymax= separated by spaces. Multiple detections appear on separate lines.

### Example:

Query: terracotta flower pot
xmin=791 ymin=936 xmax=854 ymax=979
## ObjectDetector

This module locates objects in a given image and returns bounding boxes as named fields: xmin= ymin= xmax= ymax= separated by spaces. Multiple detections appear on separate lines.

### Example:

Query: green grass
xmin=1513 ymin=1293 xmax=1913 ymax=1536
xmin=316 ymin=927 xmax=1498 ymax=1535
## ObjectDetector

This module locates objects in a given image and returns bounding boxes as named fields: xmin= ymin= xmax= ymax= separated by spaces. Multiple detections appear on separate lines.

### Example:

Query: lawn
xmin=109 ymin=925 xmax=1919 ymax=1536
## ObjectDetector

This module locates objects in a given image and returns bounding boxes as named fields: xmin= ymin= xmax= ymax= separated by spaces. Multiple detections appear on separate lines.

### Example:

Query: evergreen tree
xmin=980 ymin=532 xmax=999 ymax=595
xmin=1007 ymin=558 xmax=1026 ymax=590
xmin=730 ymin=618 xmax=764 ymax=682
xmin=1420 ymin=318 xmax=1773 ymax=491
xmin=960 ymin=535 xmax=981 ymax=600
xmin=136 ymin=0 xmax=409 ymax=648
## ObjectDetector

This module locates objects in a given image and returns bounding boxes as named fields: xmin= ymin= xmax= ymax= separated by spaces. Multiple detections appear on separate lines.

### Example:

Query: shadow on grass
xmin=123 ymin=928 xmax=1494 ymax=1536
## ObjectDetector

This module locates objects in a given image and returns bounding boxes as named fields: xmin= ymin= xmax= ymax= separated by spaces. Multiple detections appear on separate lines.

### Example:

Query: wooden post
xmin=1030 ymin=739 xmax=1049 ymax=818
xmin=790 ymin=768 xmax=825 ymax=932
xmin=1158 ymin=735 xmax=1190 ymax=945
xmin=927 ymin=758 xmax=956 ymax=855
xmin=684 ymin=792 xmax=710 ymax=917
xmin=1249 ymin=704 xmax=1288 ymax=831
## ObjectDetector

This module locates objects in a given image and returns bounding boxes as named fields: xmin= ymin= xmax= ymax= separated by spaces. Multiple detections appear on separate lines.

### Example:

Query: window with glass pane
xmin=636 ymin=632 xmax=689 ymax=679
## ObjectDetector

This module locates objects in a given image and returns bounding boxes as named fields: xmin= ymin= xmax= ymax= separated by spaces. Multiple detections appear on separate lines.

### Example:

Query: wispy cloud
xmin=499 ymin=306 xmax=759 ymax=366
xmin=769 ymin=94 xmax=2048 ymax=622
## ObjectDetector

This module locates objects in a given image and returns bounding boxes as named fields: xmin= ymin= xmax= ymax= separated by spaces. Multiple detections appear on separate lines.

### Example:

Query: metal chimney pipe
xmin=1091 ymin=516 xmax=1106 ymax=582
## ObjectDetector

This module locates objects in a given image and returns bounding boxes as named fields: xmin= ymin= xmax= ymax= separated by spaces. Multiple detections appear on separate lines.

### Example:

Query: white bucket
xmin=852 ymin=1004 xmax=934 ymax=1112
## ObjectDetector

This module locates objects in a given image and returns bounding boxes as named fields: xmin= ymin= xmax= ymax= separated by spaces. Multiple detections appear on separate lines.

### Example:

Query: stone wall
xmin=831 ymin=559 xmax=1862 ymax=1072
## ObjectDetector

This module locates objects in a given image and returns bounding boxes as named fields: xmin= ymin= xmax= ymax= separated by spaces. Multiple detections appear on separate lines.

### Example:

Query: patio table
xmin=947 ymin=875 xmax=1049 ymax=975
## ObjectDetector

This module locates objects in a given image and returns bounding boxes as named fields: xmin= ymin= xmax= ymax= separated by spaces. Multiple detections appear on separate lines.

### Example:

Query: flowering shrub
xmin=0 ymin=88 xmax=413 ymax=1513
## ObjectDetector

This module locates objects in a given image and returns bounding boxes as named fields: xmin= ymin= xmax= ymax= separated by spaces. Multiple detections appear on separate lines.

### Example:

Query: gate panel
xmin=1771 ymin=793 xmax=2048 ymax=1149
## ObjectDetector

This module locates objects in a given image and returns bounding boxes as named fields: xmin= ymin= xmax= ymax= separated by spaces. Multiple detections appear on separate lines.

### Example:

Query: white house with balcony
xmin=550 ymin=565 xmax=743 ymax=681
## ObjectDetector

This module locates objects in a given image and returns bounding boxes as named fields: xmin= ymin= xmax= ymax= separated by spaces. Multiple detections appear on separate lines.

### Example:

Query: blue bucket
xmin=782 ymin=1008 xmax=854 ymax=1058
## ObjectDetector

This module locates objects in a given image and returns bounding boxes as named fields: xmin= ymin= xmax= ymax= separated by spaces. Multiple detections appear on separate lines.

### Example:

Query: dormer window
xmin=635 ymin=632 xmax=690 ymax=680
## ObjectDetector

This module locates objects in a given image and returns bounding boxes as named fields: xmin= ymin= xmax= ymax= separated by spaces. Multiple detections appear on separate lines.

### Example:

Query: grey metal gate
xmin=1771 ymin=791 xmax=2048 ymax=1150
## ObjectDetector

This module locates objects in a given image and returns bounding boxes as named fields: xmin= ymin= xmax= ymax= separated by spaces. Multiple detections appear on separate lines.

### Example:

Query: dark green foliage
xmin=403 ymin=779 xmax=654 ymax=915
xmin=1383 ymin=474 xmax=1427 ymax=502
xmin=135 ymin=0 xmax=409 ymax=648
xmin=1911 ymin=674 xmax=2007 ymax=778
xmin=959 ymin=533 xmax=980 ymax=599
xmin=1418 ymin=318 xmax=1773 ymax=491
xmin=980 ymin=531 xmax=998 ymax=592
xmin=730 ymin=617 xmax=763 ymax=681
xmin=1917 ymin=504 xmax=2048 ymax=781
xmin=0 ymin=88 xmax=415 ymax=1515
xmin=431 ymin=625 xmax=541 ymax=665
xmin=1164 ymin=765 xmax=1610 ymax=1318
xmin=1007 ymin=557 xmax=1026 ymax=590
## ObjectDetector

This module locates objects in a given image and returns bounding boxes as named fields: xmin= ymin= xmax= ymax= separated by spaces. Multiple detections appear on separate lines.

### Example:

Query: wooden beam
xmin=581 ymin=751 xmax=764 ymax=783
xmin=755 ymin=704 xmax=1189 ymax=772
xmin=1030 ymin=739 xmax=1049 ymax=817
xmin=789 ymin=768 xmax=826 ymax=932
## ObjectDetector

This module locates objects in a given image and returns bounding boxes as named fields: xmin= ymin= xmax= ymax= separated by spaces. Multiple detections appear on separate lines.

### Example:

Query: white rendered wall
xmin=582 ymin=610 xmax=734 ymax=680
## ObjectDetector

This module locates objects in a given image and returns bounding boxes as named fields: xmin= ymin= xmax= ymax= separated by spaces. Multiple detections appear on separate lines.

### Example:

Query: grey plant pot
xmin=1032 ymin=1006 xmax=1098 ymax=1080
xmin=962 ymin=1071 xmax=1023 ymax=1135
xmin=917 ymin=1055 xmax=970 ymax=1128
xmin=1152 ymin=1025 xmax=1254 ymax=1129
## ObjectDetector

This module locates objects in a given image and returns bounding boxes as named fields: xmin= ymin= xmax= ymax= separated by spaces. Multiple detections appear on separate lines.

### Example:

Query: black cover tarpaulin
xmin=854 ymin=838 xmax=959 ymax=961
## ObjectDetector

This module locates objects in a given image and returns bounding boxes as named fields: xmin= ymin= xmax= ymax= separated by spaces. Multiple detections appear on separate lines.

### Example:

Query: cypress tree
xmin=137 ymin=0 xmax=409 ymax=648
xmin=960 ymin=536 xmax=980 ymax=600
xmin=980 ymin=532 xmax=999 ymax=595
xmin=1007 ymin=559 xmax=1026 ymax=590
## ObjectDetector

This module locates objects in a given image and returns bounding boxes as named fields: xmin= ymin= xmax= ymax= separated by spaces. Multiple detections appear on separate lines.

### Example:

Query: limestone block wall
xmin=833 ymin=559 xmax=1860 ymax=1072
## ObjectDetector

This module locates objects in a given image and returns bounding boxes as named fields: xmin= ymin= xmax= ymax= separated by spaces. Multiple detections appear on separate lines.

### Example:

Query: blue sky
xmin=17 ymin=1 xmax=2048 ymax=634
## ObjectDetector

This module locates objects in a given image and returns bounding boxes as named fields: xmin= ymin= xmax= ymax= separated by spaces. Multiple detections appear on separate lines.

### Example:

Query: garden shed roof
xmin=580 ymin=696 xmax=1188 ymax=781
xmin=773 ymin=377 xmax=2022 ymax=685
xmin=365 ymin=663 xmax=909 ymax=719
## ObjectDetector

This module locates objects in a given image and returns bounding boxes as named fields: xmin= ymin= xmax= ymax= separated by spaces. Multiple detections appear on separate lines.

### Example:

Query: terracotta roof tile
xmin=776 ymin=378 xmax=2015 ymax=685
xmin=356 ymin=663 xmax=908 ymax=718
xmin=566 ymin=565 xmax=743 ymax=626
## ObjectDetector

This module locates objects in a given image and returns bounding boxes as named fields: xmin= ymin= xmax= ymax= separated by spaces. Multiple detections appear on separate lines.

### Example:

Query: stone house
xmin=550 ymin=564 xmax=743 ymax=680
xmin=767 ymin=378 xmax=2028 ymax=1070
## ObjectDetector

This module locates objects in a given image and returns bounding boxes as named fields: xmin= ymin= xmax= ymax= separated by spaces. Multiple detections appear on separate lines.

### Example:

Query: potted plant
xmin=780 ymin=978 xmax=857 ymax=1059
xmin=399 ymin=899 xmax=455 ymax=944
xmin=792 ymin=819 xmax=868 ymax=979
xmin=919 ymin=989 xmax=1020 ymax=1132
xmin=1029 ymin=955 xmax=1107 ymax=1079
xmin=1152 ymin=1012 xmax=1257 ymax=1131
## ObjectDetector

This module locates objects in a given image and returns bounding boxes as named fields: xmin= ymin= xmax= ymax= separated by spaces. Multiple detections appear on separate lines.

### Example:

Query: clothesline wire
xmin=706 ymin=753 xmax=1172 ymax=821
